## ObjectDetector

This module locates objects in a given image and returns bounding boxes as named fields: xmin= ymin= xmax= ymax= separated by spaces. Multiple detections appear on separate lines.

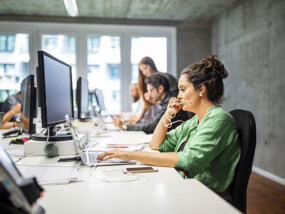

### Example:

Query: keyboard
xmin=81 ymin=152 xmax=132 ymax=164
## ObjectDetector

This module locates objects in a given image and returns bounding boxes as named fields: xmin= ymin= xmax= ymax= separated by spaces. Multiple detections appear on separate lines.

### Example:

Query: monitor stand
xmin=31 ymin=126 xmax=72 ymax=141
xmin=78 ymin=112 xmax=92 ymax=120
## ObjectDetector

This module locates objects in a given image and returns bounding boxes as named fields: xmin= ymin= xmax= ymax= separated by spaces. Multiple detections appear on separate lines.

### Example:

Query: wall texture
xmin=212 ymin=0 xmax=285 ymax=178
xmin=176 ymin=20 xmax=212 ymax=75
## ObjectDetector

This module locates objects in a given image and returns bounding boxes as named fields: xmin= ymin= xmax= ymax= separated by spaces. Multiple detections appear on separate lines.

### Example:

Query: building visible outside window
xmin=67 ymin=36 xmax=76 ymax=53
xmin=88 ymin=36 xmax=100 ymax=53
xmin=107 ymin=64 xmax=120 ymax=79
xmin=88 ymin=65 xmax=100 ymax=74
xmin=41 ymin=34 xmax=76 ymax=88
xmin=0 ymin=33 xmax=29 ymax=102
xmin=87 ymin=36 xmax=121 ymax=113
xmin=131 ymin=37 xmax=167 ymax=83
xmin=110 ymin=37 xmax=120 ymax=49
xmin=0 ymin=34 xmax=15 ymax=52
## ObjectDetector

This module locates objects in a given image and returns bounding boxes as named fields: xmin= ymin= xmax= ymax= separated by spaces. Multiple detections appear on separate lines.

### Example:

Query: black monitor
xmin=32 ymin=51 xmax=74 ymax=141
xmin=0 ymin=145 xmax=44 ymax=213
xmin=94 ymin=89 xmax=106 ymax=114
xmin=20 ymin=74 xmax=37 ymax=135
xmin=76 ymin=77 xmax=91 ymax=120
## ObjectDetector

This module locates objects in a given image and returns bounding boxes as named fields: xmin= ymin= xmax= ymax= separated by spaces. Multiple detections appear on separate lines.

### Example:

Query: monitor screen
xmin=37 ymin=51 xmax=74 ymax=128
xmin=76 ymin=77 xmax=90 ymax=119
xmin=94 ymin=89 xmax=106 ymax=113
xmin=21 ymin=74 xmax=37 ymax=135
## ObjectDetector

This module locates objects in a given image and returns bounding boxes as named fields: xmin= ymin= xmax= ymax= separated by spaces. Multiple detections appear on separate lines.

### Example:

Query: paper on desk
xmin=86 ymin=144 xmax=145 ymax=152
xmin=105 ymin=134 xmax=152 ymax=146
xmin=17 ymin=165 xmax=81 ymax=185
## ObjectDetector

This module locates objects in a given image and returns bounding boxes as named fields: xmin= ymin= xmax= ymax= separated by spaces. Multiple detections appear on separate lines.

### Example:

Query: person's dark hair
xmin=145 ymin=73 xmax=170 ymax=92
xmin=181 ymin=55 xmax=228 ymax=104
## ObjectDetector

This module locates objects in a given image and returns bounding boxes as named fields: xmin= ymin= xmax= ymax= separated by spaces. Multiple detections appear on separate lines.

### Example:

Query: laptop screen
xmin=65 ymin=114 xmax=83 ymax=153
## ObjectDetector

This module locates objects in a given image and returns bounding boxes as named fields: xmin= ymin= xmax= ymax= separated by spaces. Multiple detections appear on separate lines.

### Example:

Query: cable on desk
xmin=90 ymin=168 xmax=149 ymax=183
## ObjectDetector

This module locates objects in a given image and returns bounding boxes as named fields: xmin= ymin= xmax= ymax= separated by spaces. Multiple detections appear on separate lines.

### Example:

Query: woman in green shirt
xmin=98 ymin=55 xmax=241 ymax=193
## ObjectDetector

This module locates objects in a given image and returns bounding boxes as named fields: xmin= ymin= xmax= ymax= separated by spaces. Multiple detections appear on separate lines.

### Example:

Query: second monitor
xmin=76 ymin=77 xmax=91 ymax=120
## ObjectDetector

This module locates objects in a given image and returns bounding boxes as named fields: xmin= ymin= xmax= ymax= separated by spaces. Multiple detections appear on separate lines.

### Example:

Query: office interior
xmin=0 ymin=0 xmax=284 ymax=213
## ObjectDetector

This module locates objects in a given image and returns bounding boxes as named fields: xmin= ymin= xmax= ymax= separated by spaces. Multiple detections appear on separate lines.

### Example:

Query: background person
xmin=137 ymin=56 xmax=178 ymax=122
xmin=99 ymin=55 xmax=241 ymax=194
xmin=0 ymin=103 xmax=23 ymax=129
xmin=1 ymin=91 xmax=21 ymax=122
xmin=113 ymin=73 xmax=188 ymax=133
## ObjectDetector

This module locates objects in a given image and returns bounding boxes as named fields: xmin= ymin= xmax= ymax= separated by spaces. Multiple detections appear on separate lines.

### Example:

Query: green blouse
xmin=159 ymin=105 xmax=241 ymax=192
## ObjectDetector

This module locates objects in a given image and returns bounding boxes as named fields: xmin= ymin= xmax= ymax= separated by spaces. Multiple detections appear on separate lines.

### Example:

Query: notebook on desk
xmin=65 ymin=114 xmax=136 ymax=167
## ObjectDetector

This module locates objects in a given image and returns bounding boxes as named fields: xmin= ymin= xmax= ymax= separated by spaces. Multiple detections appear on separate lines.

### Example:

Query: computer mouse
xmin=44 ymin=142 xmax=59 ymax=157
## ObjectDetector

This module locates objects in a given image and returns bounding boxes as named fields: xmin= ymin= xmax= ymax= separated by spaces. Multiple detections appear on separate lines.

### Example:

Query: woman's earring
xmin=199 ymin=92 xmax=202 ymax=97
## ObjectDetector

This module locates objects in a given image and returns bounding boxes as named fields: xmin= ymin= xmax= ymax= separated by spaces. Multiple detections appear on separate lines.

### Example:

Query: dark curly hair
xmin=181 ymin=55 xmax=228 ymax=104
xmin=145 ymin=73 xmax=170 ymax=92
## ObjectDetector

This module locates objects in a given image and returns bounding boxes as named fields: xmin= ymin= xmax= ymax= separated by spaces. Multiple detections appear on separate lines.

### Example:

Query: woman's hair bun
xmin=200 ymin=55 xmax=228 ymax=79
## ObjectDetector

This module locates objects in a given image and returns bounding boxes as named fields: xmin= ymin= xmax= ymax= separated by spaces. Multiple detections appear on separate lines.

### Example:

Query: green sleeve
xmin=159 ymin=121 xmax=186 ymax=152
xmin=176 ymin=119 xmax=237 ymax=177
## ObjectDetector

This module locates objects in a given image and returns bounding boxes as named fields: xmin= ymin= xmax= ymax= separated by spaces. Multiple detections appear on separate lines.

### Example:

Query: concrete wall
xmin=177 ymin=20 xmax=212 ymax=75
xmin=212 ymin=0 xmax=285 ymax=178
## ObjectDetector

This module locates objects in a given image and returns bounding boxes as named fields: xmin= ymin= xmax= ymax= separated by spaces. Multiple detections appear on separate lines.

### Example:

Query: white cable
xmin=163 ymin=100 xmax=190 ymax=128
xmin=90 ymin=168 xmax=149 ymax=183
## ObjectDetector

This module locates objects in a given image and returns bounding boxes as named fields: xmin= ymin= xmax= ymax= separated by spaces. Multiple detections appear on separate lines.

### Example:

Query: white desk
xmin=0 ymin=130 xmax=241 ymax=214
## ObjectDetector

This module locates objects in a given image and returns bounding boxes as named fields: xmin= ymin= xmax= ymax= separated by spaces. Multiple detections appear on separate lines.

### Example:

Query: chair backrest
xmin=229 ymin=109 xmax=256 ymax=214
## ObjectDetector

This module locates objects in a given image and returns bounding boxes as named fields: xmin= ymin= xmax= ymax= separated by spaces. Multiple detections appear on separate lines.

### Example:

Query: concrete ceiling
xmin=0 ymin=0 xmax=240 ymax=21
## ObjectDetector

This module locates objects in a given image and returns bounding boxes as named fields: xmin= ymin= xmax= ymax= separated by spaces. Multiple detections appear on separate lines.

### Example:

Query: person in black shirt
xmin=113 ymin=73 xmax=188 ymax=134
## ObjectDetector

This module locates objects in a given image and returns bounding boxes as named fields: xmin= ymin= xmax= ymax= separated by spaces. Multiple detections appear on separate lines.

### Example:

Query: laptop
xmin=65 ymin=114 xmax=136 ymax=167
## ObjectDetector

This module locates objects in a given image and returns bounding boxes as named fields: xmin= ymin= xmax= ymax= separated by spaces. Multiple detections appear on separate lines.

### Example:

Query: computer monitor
xmin=32 ymin=51 xmax=74 ymax=141
xmin=20 ymin=74 xmax=37 ymax=135
xmin=76 ymin=77 xmax=91 ymax=120
xmin=94 ymin=89 xmax=106 ymax=114
xmin=0 ymin=145 xmax=44 ymax=213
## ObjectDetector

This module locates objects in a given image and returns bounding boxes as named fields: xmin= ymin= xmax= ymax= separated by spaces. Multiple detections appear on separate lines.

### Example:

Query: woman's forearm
xmin=129 ymin=151 xmax=178 ymax=167
xmin=149 ymin=112 xmax=169 ymax=150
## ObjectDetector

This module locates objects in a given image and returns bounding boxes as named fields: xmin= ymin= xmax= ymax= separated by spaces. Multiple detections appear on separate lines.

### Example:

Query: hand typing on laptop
xmin=97 ymin=150 xmax=133 ymax=162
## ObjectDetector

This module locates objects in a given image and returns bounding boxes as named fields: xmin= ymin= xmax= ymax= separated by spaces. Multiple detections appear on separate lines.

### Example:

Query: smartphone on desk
xmin=122 ymin=167 xmax=158 ymax=174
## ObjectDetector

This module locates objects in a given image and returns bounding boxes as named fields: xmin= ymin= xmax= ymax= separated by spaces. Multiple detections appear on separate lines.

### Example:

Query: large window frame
xmin=0 ymin=21 xmax=176 ymax=111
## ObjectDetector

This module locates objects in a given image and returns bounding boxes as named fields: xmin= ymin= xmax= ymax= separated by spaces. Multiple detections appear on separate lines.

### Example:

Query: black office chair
xmin=229 ymin=109 xmax=256 ymax=214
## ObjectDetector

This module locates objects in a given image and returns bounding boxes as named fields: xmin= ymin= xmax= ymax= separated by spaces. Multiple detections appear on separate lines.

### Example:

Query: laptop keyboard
xmin=81 ymin=152 xmax=131 ymax=164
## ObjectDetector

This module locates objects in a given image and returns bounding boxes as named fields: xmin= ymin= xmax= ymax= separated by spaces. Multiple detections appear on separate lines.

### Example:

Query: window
xmin=88 ymin=65 xmax=100 ymax=74
xmin=107 ymin=64 xmax=120 ymax=79
xmin=88 ymin=36 xmax=100 ymax=53
xmin=41 ymin=34 xmax=76 ymax=88
xmin=0 ymin=22 xmax=176 ymax=110
xmin=0 ymin=34 xmax=15 ymax=52
xmin=67 ymin=36 xmax=76 ymax=53
xmin=0 ymin=33 xmax=29 ymax=102
xmin=131 ymin=37 xmax=167 ymax=82
xmin=87 ymin=35 xmax=121 ymax=113
xmin=42 ymin=36 xmax=58 ymax=52
xmin=111 ymin=37 xmax=120 ymax=49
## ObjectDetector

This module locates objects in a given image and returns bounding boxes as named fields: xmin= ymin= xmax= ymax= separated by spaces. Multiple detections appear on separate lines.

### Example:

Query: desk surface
xmin=0 ymin=130 xmax=241 ymax=214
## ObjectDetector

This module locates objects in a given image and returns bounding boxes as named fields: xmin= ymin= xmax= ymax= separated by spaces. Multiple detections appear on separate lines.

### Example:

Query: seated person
xmin=0 ymin=103 xmax=23 ymax=129
xmin=136 ymin=57 xmax=178 ymax=122
xmin=99 ymin=55 xmax=241 ymax=194
xmin=120 ymin=83 xmax=144 ymax=124
xmin=113 ymin=72 xmax=188 ymax=134
xmin=1 ymin=91 xmax=21 ymax=121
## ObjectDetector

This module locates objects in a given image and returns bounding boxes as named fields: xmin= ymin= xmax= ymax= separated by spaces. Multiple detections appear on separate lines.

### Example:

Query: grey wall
xmin=212 ymin=0 xmax=285 ymax=178
xmin=177 ymin=20 xmax=212 ymax=75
